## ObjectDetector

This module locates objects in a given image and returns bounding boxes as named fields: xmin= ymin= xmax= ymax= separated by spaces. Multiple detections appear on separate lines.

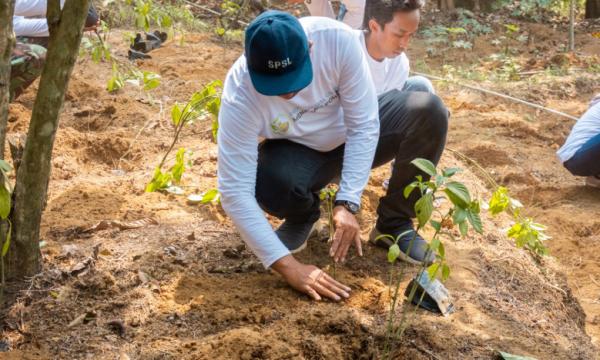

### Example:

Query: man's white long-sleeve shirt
xmin=217 ymin=17 xmax=379 ymax=268
xmin=13 ymin=16 xmax=49 ymax=37
xmin=13 ymin=0 xmax=67 ymax=37
xmin=15 ymin=0 xmax=65 ymax=16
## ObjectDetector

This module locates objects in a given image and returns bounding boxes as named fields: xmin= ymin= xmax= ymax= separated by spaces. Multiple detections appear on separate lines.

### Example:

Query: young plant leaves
xmin=411 ymin=158 xmax=437 ymax=177
xmin=415 ymin=192 xmax=434 ymax=228
xmin=388 ymin=243 xmax=401 ymax=264
xmin=445 ymin=181 xmax=471 ymax=208
xmin=489 ymin=186 xmax=510 ymax=215
xmin=0 ymin=185 xmax=11 ymax=220
xmin=1 ymin=220 xmax=12 ymax=257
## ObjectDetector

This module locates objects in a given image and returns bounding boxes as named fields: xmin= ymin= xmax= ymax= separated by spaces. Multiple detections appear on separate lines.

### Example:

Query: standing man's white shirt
xmin=15 ymin=0 xmax=65 ymax=16
xmin=218 ymin=17 xmax=379 ymax=268
xmin=13 ymin=0 xmax=67 ymax=37
xmin=13 ymin=16 xmax=50 ymax=37
xmin=305 ymin=0 xmax=365 ymax=29
xmin=355 ymin=30 xmax=410 ymax=95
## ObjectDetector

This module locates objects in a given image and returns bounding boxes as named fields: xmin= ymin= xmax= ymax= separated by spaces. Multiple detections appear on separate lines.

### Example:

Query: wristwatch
xmin=334 ymin=200 xmax=360 ymax=215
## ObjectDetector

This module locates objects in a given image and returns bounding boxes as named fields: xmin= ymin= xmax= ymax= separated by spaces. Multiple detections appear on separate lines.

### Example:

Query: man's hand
xmin=272 ymin=255 xmax=351 ymax=301
xmin=329 ymin=206 xmax=363 ymax=263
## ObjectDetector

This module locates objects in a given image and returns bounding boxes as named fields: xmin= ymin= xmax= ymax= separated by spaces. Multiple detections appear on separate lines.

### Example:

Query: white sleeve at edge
xmin=217 ymin=102 xmax=291 ymax=268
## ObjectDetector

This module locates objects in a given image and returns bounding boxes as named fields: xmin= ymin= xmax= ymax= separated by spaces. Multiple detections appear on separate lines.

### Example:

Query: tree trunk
xmin=438 ymin=0 xmax=494 ymax=12
xmin=586 ymin=0 xmax=600 ymax=18
xmin=438 ymin=0 xmax=455 ymax=10
xmin=0 ymin=1 xmax=15 ymax=160
xmin=9 ymin=0 xmax=90 ymax=278
xmin=569 ymin=0 xmax=575 ymax=51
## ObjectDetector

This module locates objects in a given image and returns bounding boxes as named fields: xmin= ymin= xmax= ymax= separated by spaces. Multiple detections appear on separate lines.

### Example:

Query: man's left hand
xmin=329 ymin=206 xmax=363 ymax=263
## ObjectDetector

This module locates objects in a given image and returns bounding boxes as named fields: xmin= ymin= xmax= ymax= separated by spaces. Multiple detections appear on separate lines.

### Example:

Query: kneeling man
xmin=218 ymin=11 xmax=448 ymax=301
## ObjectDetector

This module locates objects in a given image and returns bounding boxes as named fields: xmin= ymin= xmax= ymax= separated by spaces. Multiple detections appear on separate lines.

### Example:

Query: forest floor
xmin=1 ymin=6 xmax=600 ymax=360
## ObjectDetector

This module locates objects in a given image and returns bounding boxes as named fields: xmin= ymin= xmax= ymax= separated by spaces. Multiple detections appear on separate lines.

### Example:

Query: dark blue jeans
xmin=255 ymin=90 xmax=449 ymax=234
xmin=564 ymin=133 xmax=600 ymax=177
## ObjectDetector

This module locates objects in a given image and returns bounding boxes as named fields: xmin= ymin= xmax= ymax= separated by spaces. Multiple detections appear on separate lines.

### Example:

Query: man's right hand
xmin=272 ymin=255 xmax=351 ymax=301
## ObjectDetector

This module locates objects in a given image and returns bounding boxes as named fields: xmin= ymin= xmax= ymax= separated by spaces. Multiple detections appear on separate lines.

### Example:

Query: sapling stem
xmin=383 ymin=230 xmax=418 ymax=360
xmin=158 ymin=95 xmax=216 ymax=169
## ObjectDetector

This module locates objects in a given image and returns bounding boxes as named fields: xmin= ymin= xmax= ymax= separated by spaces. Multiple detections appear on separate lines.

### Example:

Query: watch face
xmin=348 ymin=203 xmax=359 ymax=212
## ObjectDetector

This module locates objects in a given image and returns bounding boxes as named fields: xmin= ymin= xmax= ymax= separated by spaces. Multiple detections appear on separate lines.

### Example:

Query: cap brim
xmin=249 ymin=56 xmax=313 ymax=96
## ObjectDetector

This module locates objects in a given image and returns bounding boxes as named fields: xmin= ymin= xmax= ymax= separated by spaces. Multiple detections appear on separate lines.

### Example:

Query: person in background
xmin=9 ymin=0 xmax=98 ymax=101
xmin=288 ymin=0 xmax=365 ymax=29
xmin=557 ymin=94 xmax=600 ymax=188
xmin=13 ymin=0 xmax=98 ymax=47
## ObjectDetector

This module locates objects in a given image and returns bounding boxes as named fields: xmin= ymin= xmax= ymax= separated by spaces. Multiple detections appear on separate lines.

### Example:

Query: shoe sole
xmin=289 ymin=221 xmax=322 ymax=254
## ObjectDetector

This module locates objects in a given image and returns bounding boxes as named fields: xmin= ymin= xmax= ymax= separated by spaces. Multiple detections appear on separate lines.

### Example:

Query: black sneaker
xmin=275 ymin=220 xmax=320 ymax=254
xmin=369 ymin=222 xmax=435 ymax=265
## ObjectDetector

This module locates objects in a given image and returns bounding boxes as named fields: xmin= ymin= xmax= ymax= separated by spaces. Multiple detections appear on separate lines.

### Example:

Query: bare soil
xmin=1 ymin=17 xmax=599 ymax=360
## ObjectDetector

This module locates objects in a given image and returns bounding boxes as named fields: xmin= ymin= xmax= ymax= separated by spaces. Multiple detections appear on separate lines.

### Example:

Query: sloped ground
xmin=1 ymin=26 xmax=599 ymax=359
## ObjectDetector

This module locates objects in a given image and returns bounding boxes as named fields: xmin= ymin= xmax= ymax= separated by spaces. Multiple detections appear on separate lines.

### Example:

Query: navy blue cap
xmin=245 ymin=10 xmax=313 ymax=96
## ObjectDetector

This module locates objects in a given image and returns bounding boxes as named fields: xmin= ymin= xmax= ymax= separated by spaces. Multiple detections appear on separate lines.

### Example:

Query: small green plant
xmin=0 ymin=160 xmax=13 ymax=300
xmin=379 ymin=155 xmax=549 ymax=358
xmin=216 ymin=0 xmax=248 ymax=38
xmin=201 ymin=188 xmax=221 ymax=204
xmin=80 ymin=22 xmax=112 ymax=63
xmin=145 ymin=148 xmax=188 ymax=192
xmin=107 ymin=63 xmax=125 ymax=92
xmin=379 ymin=158 xmax=481 ymax=359
xmin=504 ymin=24 xmax=520 ymax=56
xmin=133 ymin=0 xmax=173 ymax=31
xmin=146 ymin=81 xmax=222 ymax=192
xmin=449 ymin=149 xmax=550 ymax=257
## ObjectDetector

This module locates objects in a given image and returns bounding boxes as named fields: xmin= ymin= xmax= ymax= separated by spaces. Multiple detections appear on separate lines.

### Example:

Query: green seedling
xmin=449 ymin=149 xmax=550 ymax=257
xmin=146 ymin=81 xmax=222 ymax=192
xmin=201 ymin=188 xmax=221 ymax=204
xmin=217 ymin=0 xmax=242 ymax=36
xmin=504 ymin=24 xmax=520 ymax=56
xmin=380 ymin=158 xmax=481 ymax=360
xmin=133 ymin=0 xmax=172 ymax=31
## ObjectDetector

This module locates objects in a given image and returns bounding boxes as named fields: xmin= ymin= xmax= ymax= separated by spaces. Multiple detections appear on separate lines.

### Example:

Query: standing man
xmin=218 ymin=11 xmax=448 ymax=301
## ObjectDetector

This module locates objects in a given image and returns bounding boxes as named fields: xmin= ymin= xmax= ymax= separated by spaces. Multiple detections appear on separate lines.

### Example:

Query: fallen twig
xmin=412 ymin=71 xmax=579 ymax=121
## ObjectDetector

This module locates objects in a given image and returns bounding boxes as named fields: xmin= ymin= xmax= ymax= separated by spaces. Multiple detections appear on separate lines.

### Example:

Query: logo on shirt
xmin=271 ymin=113 xmax=291 ymax=134
xmin=269 ymin=89 xmax=340 ymax=135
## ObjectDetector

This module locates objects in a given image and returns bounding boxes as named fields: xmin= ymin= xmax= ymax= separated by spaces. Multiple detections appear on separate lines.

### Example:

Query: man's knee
xmin=407 ymin=92 xmax=449 ymax=139
xmin=255 ymin=166 xmax=313 ymax=218
xmin=403 ymin=76 xmax=435 ymax=94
